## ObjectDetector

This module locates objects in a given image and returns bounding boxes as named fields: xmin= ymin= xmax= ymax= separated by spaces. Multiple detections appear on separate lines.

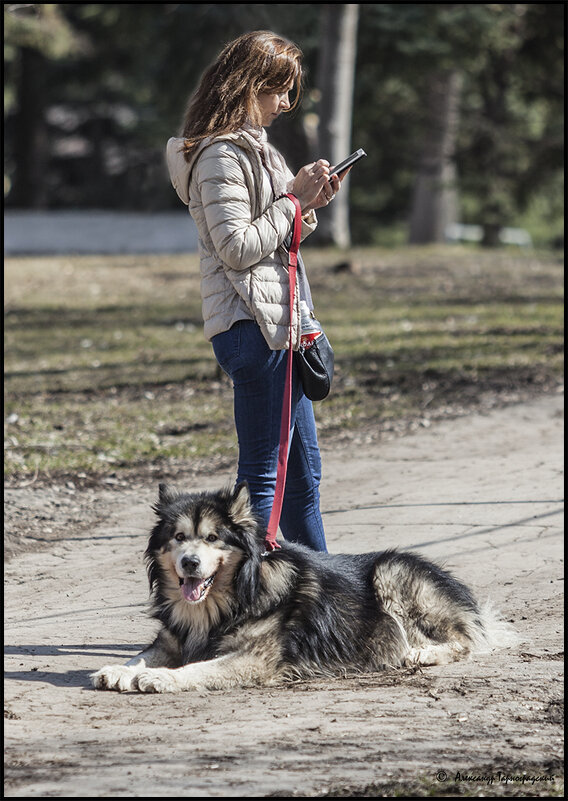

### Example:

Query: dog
xmin=91 ymin=482 xmax=514 ymax=693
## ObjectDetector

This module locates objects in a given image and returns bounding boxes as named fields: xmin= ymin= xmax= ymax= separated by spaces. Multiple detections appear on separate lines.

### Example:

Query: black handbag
xmin=295 ymin=326 xmax=334 ymax=401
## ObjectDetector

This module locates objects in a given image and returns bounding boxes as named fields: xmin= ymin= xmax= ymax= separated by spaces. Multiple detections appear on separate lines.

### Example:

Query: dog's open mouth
xmin=179 ymin=573 xmax=217 ymax=603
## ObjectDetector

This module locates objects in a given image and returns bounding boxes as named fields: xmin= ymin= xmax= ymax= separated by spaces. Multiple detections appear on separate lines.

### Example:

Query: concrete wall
xmin=4 ymin=211 xmax=199 ymax=255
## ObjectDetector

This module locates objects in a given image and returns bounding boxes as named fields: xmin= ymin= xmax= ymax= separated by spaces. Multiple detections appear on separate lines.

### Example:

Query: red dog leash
xmin=265 ymin=193 xmax=302 ymax=551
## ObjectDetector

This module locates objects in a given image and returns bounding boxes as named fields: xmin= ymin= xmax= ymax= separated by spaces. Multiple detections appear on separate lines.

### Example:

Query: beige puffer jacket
xmin=166 ymin=131 xmax=318 ymax=350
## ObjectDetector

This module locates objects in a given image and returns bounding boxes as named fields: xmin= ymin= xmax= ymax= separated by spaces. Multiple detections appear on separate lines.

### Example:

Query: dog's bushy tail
xmin=474 ymin=600 xmax=523 ymax=653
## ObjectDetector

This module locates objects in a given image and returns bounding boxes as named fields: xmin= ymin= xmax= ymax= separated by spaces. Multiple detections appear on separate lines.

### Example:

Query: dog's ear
xmin=157 ymin=483 xmax=180 ymax=509
xmin=228 ymin=482 xmax=264 ymax=609
xmin=228 ymin=481 xmax=255 ymax=527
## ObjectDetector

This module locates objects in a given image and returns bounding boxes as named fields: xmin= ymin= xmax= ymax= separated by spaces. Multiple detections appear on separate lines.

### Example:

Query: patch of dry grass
xmin=4 ymin=246 xmax=563 ymax=485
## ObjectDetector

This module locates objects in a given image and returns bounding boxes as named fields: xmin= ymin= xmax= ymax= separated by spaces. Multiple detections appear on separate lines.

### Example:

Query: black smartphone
xmin=330 ymin=148 xmax=367 ymax=176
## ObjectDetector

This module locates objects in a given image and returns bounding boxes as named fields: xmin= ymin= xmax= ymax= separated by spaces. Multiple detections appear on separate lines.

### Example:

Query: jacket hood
xmin=166 ymin=137 xmax=193 ymax=206
xmin=166 ymin=132 xmax=260 ymax=206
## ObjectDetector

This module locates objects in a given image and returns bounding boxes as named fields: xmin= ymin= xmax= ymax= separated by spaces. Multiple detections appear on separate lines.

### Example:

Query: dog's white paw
xmin=91 ymin=664 xmax=140 ymax=692
xmin=134 ymin=667 xmax=181 ymax=694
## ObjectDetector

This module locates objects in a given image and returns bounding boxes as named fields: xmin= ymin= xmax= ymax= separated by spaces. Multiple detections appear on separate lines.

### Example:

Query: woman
xmin=166 ymin=30 xmax=346 ymax=551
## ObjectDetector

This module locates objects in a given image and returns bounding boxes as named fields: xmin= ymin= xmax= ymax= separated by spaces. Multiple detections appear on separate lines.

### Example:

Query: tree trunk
xmin=408 ymin=69 xmax=462 ymax=244
xmin=314 ymin=3 xmax=359 ymax=248
xmin=9 ymin=47 xmax=49 ymax=208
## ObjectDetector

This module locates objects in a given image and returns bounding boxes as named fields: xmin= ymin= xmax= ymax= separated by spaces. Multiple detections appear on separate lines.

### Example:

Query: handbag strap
xmin=265 ymin=192 xmax=302 ymax=552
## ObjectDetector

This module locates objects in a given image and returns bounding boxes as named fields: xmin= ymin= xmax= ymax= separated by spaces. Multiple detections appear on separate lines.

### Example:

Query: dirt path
xmin=4 ymin=394 xmax=564 ymax=797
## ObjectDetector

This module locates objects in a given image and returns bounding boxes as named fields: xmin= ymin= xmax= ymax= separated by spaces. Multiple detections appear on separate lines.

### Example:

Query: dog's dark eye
xmin=174 ymin=532 xmax=186 ymax=542
xmin=206 ymin=533 xmax=218 ymax=543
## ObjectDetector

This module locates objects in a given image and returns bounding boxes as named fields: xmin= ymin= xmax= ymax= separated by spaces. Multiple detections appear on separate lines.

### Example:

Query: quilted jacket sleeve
xmin=194 ymin=142 xmax=297 ymax=272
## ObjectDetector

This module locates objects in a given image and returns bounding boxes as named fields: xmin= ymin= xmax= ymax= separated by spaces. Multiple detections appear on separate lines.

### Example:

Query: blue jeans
xmin=212 ymin=320 xmax=327 ymax=552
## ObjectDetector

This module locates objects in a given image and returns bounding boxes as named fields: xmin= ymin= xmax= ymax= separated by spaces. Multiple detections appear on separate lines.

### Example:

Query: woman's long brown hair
xmin=181 ymin=30 xmax=303 ymax=160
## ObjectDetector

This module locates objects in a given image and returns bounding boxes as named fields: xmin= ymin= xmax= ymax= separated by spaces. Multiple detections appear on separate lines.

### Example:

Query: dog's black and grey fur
xmin=92 ymin=483 xmax=511 ymax=693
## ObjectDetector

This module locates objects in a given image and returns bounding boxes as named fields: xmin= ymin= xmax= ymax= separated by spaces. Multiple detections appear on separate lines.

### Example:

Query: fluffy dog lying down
xmin=92 ymin=483 xmax=513 ymax=694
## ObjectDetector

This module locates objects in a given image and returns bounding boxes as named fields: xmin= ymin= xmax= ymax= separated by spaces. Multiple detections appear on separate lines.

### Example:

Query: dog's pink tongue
xmin=182 ymin=577 xmax=203 ymax=602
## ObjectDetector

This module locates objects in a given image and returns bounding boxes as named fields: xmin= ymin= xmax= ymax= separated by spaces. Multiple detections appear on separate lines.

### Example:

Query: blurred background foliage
xmin=3 ymin=2 xmax=564 ymax=247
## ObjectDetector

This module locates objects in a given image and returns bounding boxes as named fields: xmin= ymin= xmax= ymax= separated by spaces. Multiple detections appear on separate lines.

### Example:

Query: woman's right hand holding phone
xmin=292 ymin=159 xmax=351 ymax=212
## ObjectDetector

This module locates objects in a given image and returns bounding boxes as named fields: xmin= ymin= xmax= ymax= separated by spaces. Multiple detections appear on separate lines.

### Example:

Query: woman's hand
xmin=306 ymin=168 xmax=351 ymax=211
xmin=291 ymin=160 xmax=351 ymax=212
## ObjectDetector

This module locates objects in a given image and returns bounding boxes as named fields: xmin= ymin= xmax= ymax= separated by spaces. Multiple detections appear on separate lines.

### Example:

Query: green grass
xmin=4 ymin=246 xmax=563 ymax=485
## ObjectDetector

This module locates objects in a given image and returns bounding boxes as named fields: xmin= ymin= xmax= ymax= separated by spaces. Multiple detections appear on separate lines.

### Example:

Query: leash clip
xmin=262 ymin=539 xmax=281 ymax=556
